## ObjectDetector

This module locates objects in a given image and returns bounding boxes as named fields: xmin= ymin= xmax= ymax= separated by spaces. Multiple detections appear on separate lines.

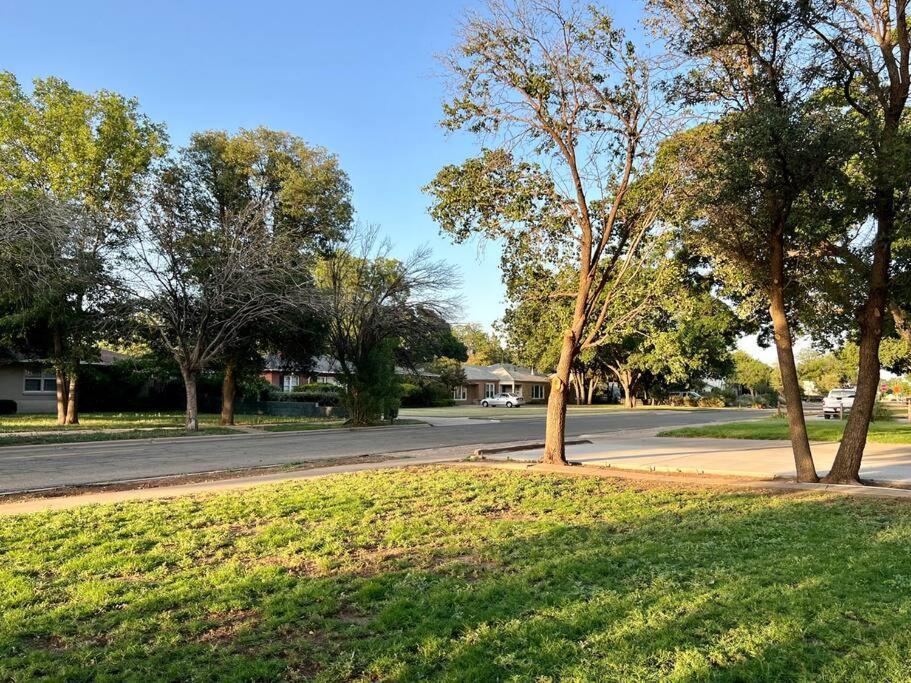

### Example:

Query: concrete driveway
xmin=499 ymin=435 xmax=911 ymax=484
xmin=0 ymin=408 xmax=765 ymax=493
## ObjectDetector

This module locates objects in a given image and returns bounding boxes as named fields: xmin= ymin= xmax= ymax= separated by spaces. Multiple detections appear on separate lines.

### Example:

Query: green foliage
xmin=425 ymin=357 xmax=467 ymax=391
xmin=452 ymin=323 xmax=510 ymax=366
xmin=0 ymin=73 xmax=165 ymax=414
xmin=872 ymin=402 xmax=894 ymax=423
xmin=730 ymin=351 xmax=773 ymax=395
xmin=343 ymin=339 xmax=402 ymax=424
xmin=797 ymin=345 xmax=860 ymax=396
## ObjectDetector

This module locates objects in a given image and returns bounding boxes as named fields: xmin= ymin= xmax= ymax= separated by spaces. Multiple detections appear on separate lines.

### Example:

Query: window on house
xmin=532 ymin=384 xmax=545 ymax=400
xmin=452 ymin=385 xmax=467 ymax=400
xmin=282 ymin=374 xmax=300 ymax=392
xmin=485 ymin=383 xmax=496 ymax=398
xmin=24 ymin=370 xmax=56 ymax=393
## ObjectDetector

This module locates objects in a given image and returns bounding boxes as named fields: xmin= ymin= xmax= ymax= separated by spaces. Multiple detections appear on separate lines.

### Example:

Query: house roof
xmin=487 ymin=363 xmax=550 ymax=384
xmin=460 ymin=363 xmax=551 ymax=384
xmin=462 ymin=364 xmax=501 ymax=381
xmin=0 ymin=348 xmax=129 ymax=367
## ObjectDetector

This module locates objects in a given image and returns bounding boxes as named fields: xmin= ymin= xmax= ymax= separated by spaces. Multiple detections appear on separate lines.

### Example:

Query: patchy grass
xmin=0 ymin=427 xmax=237 ymax=447
xmin=3 ymin=467 xmax=911 ymax=681
xmin=0 ymin=412 xmax=339 ymax=433
xmin=659 ymin=417 xmax=911 ymax=444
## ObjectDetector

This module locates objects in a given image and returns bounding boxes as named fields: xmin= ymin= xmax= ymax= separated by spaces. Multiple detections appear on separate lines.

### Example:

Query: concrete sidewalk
xmin=494 ymin=435 xmax=911 ymax=483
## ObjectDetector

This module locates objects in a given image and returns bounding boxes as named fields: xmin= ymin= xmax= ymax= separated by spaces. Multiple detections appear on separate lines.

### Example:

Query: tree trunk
xmin=824 ymin=191 xmax=893 ymax=484
xmin=181 ymin=366 xmax=200 ymax=431
xmin=586 ymin=379 xmax=596 ymax=405
xmin=542 ymin=330 xmax=575 ymax=464
xmin=52 ymin=328 xmax=68 ymax=425
xmin=64 ymin=366 xmax=79 ymax=425
xmin=220 ymin=358 xmax=237 ymax=426
xmin=769 ymin=227 xmax=818 ymax=483
xmin=54 ymin=367 xmax=68 ymax=426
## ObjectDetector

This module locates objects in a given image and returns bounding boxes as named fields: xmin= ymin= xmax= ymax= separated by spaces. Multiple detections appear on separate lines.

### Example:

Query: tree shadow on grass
xmin=4 ymin=477 xmax=911 ymax=681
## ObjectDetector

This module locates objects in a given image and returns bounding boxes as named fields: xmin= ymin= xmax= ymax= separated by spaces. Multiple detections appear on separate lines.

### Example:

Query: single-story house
xmin=453 ymin=362 xmax=552 ymax=404
xmin=0 ymin=349 xmax=128 ymax=414
xmin=263 ymin=355 xmax=437 ymax=392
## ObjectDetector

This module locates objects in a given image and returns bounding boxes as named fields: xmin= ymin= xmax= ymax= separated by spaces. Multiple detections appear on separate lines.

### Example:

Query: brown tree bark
xmin=52 ymin=328 xmax=68 ymax=425
xmin=54 ymin=367 xmax=68 ymax=426
xmin=64 ymin=366 xmax=79 ymax=425
xmin=769 ymin=226 xmax=818 ymax=483
xmin=220 ymin=358 xmax=237 ymax=426
xmin=824 ymin=192 xmax=893 ymax=484
xmin=542 ymin=330 xmax=576 ymax=464
xmin=181 ymin=366 xmax=200 ymax=431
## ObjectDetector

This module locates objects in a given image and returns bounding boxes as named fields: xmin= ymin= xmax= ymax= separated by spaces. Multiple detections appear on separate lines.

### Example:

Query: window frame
xmin=485 ymin=383 xmax=496 ymax=399
xmin=23 ymin=369 xmax=56 ymax=394
xmin=282 ymin=374 xmax=300 ymax=392
xmin=532 ymin=384 xmax=545 ymax=400
xmin=452 ymin=385 xmax=467 ymax=401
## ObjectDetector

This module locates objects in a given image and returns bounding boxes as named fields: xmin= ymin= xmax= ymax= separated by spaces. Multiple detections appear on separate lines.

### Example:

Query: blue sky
xmin=0 ymin=0 xmax=643 ymax=331
xmin=1 ymin=1 xmax=781 ymax=361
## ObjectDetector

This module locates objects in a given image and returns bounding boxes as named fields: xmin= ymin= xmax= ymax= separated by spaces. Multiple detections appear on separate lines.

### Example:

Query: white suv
xmin=823 ymin=388 xmax=855 ymax=419
xmin=481 ymin=392 xmax=524 ymax=408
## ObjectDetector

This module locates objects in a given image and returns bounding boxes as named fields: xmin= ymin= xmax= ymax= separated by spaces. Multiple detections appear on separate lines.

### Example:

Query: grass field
xmin=0 ymin=413 xmax=350 ymax=446
xmin=0 ymin=412 xmax=338 ymax=432
xmin=659 ymin=417 xmax=911 ymax=444
xmin=4 ymin=467 xmax=911 ymax=681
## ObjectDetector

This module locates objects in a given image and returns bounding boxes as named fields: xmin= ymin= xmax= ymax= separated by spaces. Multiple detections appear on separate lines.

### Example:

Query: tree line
xmin=426 ymin=0 xmax=910 ymax=485
xmin=0 ymin=74 xmax=461 ymax=429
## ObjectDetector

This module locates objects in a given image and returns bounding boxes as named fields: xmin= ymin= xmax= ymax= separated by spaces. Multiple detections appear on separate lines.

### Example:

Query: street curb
xmin=473 ymin=439 xmax=592 ymax=456
xmin=0 ymin=421 xmax=432 ymax=452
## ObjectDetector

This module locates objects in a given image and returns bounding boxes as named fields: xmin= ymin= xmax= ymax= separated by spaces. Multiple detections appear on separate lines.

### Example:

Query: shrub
xmin=697 ymin=396 xmax=725 ymax=408
xmin=0 ymin=399 xmax=16 ymax=415
xmin=872 ymin=402 xmax=894 ymax=422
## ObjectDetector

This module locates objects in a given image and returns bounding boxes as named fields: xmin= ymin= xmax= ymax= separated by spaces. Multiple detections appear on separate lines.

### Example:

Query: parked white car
xmin=823 ymin=388 xmax=855 ymax=419
xmin=481 ymin=392 xmax=524 ymax=408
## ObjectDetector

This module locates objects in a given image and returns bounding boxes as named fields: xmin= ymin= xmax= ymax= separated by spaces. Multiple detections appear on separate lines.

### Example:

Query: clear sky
xmin=0 ymin=0 xmax=647 ymax=333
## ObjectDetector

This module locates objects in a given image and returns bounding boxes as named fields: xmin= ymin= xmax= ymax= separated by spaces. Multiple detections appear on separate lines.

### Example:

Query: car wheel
xmin=824 ymin=414 xmax=830 ymax=420
xmin=506 ymin=401 xmax=513 ymax=408
xmin=481 ymin=401 xmax=489 ymax=407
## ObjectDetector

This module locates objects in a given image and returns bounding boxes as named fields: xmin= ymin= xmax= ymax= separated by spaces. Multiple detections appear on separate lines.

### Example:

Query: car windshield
xmin=830 ymin=391 xmax=853 ymax=398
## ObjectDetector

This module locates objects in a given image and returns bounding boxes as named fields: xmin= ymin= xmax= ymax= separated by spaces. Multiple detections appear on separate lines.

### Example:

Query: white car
xmin=823 ymin=388 xmax=855 ymax=419
xmin=481 ymin=392 xmax=524 ymax=408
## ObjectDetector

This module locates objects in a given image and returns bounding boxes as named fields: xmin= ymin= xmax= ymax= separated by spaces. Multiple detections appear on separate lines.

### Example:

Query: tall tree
xmin=652 ymin=0 xmax=852 ymax=481
xmin=0 ymin=72 xmax=165 ymax=423
xmin=427 ymin=0 xmax=666 ymax=464
xmin=315 ymin=229 xmax=458 ymax=425
xmin=731 ymin=350 xmax=773 ymax=397
xmin=127 ymin=160 xmax=303 ymax=431
xmin=452 ymin=323 xmax=510 ymax=366
xmin=178 ymin=129 xmax=353 ymax=424
xmin=806 ymin=0 xmax=911 ymax=483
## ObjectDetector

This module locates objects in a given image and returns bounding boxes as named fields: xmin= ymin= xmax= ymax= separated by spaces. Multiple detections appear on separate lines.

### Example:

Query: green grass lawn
xmin=659 ymin=417 xmax=911 ymax=444
xmin=0 ymin=412 xmax=339 ymax=433
xmin=4 ymin=467 xmax=911 ymax=681
xmin=0 ymin=427 xmax=238 ymax=447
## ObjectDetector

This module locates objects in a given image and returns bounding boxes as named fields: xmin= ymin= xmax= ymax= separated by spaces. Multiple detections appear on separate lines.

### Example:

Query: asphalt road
xmin=0 ymin=409 xmax=765 ymax=493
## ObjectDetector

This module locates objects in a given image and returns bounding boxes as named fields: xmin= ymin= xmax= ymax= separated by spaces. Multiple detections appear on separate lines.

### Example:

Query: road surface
xmin=0 ymin=409 xmax=765 ymax=493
